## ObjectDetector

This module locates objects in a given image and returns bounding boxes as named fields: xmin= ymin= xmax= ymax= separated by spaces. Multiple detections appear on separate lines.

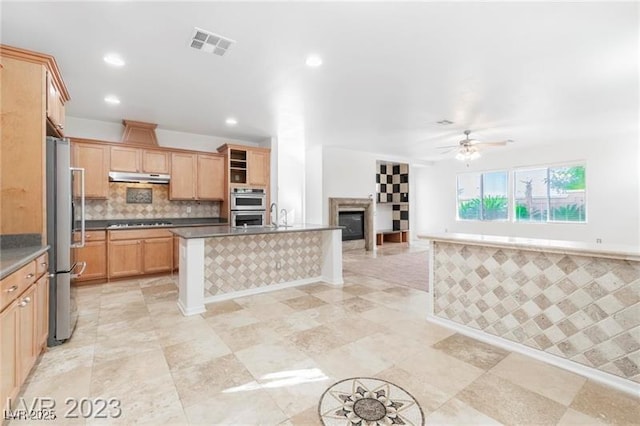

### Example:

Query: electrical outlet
xmin=275 ymin=261 xmax=281 ymax=270
xmin=186 ymin=207 xmax=192 ymax=213
xmin=596 ymin=238 xmax=602 ymax=243
xmin=444 ymin=228 xmax=448 ymax=233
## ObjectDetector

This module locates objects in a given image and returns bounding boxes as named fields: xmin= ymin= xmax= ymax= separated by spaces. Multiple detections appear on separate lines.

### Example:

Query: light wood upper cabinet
xmin=110 ymin=146 xmax=140 ymax=172
xmin=142 ymin=150 xmax=170 ymax=174
xmin=197 ymin=154 xmax=225 ymax=200
xmin=110 ymin=147 xmax=170 ymax=174
xmin=73 ymin=142 xmax=109 ymax=199
xmin=247 ymin=149 xmax=270 ymax=187
xmin=170 ymin=153 xmax=197 ymax=200
xmin=46 ymin=71 xmax=65 ymax=135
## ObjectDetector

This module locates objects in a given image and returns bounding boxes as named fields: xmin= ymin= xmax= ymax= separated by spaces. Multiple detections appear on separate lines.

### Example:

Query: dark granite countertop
xmin=79 ymin=217 xmax=228 ymax=231
xmin=0 ymin=245 xmax=50 ymax=280
xmin=171 ymin=224 xmax=341 ymax=239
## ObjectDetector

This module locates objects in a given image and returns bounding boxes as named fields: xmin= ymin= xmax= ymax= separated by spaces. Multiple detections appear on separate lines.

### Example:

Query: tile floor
xmin=14 ymin=243 xmax=639 ymax=425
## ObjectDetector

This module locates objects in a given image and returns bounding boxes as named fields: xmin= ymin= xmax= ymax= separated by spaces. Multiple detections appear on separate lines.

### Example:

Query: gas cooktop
xmin=107 ymin=222 xmax=173 ymax=229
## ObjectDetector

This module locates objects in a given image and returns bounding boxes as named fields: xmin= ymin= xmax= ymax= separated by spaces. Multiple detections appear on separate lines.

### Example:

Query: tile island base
xmin=171 ymin=225 xmax=343 ymax=315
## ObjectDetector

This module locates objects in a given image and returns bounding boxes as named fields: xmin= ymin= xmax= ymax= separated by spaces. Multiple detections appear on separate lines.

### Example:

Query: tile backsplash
xmin=85 ymin=183 xmax=220 ymax=220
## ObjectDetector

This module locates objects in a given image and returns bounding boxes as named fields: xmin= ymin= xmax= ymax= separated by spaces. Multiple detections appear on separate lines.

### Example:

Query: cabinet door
xmin=143 ymin=237 xmax=173 ymax=274
xmin=35 ymin=275 xmax=48 ymax=349
xmin=170 ymin=153 xmax=196 ymax=200
xmin=17 ymin=285 xmax=36 ymax=382
xmin=142 ymin=150 xmax=170 ymax=174
xmin=46 ymin=72 xmax=60 ymax=129
xmin=197 ymin=154 xmax=225 ymax=200
xmin=110 ymin=146 xmax=140 ymax=172
xmin=73 ymin=241 xmax=107 ymax=282
xmin=74 ymin=143 xmax=109 ymax=199
xmin=108 ymin=240 xmax=143 ymax=278
xmin=0 ymin=300 xmax=19 ymax=412
xmin=247 ymin=149 xmax=270 ymax=187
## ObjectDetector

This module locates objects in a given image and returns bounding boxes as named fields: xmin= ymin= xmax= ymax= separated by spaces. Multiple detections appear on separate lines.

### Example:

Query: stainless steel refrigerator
xmin=46 ymin=136 xmax=86 ymax=345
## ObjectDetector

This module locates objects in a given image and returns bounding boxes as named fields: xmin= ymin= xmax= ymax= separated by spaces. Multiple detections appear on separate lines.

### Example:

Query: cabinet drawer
xmin=74 ymin=230 xmax=106 ymax=242
xmin=109 ymin=228 xmax=173 ymax=241
xmin=1 ymin=262 xmax=36 ymax=312
xmin=36 ymin=253 xmax=49 ymax=277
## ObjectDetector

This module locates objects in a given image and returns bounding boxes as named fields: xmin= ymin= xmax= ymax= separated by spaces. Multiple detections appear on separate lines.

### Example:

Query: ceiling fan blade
xmin=436 ymin=144 xmax=461 ymax=149
xmin=438 ymin=147 xmax=458 ymax=154
xmin=474 ymin=140 xmax=514 ymax=147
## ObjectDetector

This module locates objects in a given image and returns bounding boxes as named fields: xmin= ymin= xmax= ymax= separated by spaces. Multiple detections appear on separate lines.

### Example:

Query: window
xmin=457 ymin=171 xmax=508 ymax=221
xmin=514 ymin=164 xmax=586 ymax=223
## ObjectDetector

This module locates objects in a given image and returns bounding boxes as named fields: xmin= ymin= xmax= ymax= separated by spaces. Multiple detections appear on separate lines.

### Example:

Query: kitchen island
xmin=423 ymin=233 xmax=640 ymax=394
xmin=171 ymin=225 xmax=343 ymax=315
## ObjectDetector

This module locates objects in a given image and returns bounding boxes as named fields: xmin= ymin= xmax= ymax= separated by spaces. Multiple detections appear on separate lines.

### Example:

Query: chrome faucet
xmin=270 ymin=202 xmax=278 ymax=227
xmin=280 ymin=208 xmax=288 ymax=227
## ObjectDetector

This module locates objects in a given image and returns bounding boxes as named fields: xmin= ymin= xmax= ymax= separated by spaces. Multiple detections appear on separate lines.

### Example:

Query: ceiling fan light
xmin=470 ymin=150 xmax=481 ymax=160
xmin=455 ymin=151 xmax=466 ymax=161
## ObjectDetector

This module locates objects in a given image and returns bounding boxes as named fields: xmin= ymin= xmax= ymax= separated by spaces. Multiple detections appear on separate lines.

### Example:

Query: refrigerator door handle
xmin=70 ymin=167 xmax=86 ymax=248
xmin=70 ymin=261 xmax=87 ymax=279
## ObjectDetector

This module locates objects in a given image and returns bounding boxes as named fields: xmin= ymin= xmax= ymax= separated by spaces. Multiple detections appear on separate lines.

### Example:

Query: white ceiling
xmin=1 ymin=2 xmax=637 ymax=160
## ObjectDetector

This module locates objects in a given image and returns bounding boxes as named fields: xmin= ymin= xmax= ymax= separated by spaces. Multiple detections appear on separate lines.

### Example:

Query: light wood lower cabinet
xmin=108 ymin=229 xmax=174 ymax=279
xmin=0 ymin=260 xmax=47 ymax=413
xmin=108 ymin=240 xmax=143 ymax=278
xmin=0 ymin=299 xmax=19 ymax=411
xmin=73 ymin=231 xmax=107 ymax=282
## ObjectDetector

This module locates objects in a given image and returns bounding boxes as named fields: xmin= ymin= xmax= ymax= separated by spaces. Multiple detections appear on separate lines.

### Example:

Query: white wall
xmin=319 ymin=146 xmax=421 ymax=236
xmin=65 ymin=116 xmax=258 ymax=152
xmin=414 ymin=139 xmax=640 ymax=246
xmin=305 ymin=145 xmax=323 ymax=224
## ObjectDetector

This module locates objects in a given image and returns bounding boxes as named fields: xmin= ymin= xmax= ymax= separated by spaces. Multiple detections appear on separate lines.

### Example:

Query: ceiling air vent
xmin=189 ymin=27 xmax=235 ymax=56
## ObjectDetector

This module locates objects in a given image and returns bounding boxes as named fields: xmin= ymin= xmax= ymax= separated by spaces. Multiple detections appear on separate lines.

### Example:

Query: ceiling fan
xmin=437 ymin=130 xmax=513 ymax=161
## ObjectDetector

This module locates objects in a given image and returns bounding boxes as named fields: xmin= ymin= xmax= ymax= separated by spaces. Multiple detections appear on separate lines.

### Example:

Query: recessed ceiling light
xmin=103 ymin=53 xmax=125 ymax=67
xmin=104 ymin=95 xmax=121 ymax=105
xmin=225 ymin=117 xmax=238 ymax=126
xmin=305 ymin=54 xmax=323 ymax=67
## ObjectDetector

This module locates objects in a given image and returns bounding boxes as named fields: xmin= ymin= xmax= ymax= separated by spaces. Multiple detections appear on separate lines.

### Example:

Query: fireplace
xmin=329 ymin=197 xmax=374 ymax=251
xmin=338 ymin=211 xmax=365 ymax=241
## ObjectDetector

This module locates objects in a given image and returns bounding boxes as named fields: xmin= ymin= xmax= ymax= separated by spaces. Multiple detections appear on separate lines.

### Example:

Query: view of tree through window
xmin=514 ymin=164 xmax=586 ymax=223
xmin=457 ymin=171 xmax=508 ymax=221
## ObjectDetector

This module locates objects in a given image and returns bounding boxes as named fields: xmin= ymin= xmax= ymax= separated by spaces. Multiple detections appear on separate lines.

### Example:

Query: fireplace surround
xmin=329 ymin=197 xmax=374 ymax=251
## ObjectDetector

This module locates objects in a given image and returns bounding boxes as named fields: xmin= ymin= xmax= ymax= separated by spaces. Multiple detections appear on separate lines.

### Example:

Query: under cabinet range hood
xmin=108 ymin=172 xmax=170 ymax=184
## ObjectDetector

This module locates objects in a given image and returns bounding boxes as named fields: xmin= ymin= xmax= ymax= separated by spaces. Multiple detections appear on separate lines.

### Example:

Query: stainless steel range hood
xmin=108 ymin=172 xmax=170 ymax=184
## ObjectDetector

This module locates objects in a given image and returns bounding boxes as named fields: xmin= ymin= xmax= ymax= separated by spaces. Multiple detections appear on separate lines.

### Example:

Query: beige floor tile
xmin=28 ymin=344 xmax=95 ymax=382
xmin=170 ymin=353 xmax=255 ymax=407
xmin=96 ymin=315 xmax=155 ymax=341
xmin=20 ymin=365 xmax=92 ymax=413
xmin=396 ymin=348 xmax=485 ymax=396
xmin=163 ymin=334 xmax=232 ymax=371
xmin=204 ymin=308 xmax=261 ymax=330
xmin=153 ymin=316 xmax=219 ymax=348
xmin=490 ymin=352 xmax=587 ymax=406
xmin=298 ymin=282 xmax=335 ymax=294
xmin=234 ymin=341 xmax=314 ymax=379
xmin=311 ymin=288 xmax=357 ymax=304
xmin=281 ymin=294 xmax=328 ymax=311
xmin=425 ymin=397 xmax=503 ymax=425
xmin=287 ymin=325 xmax=351 ymax=356
xmin=432 ymin=333 xmax=510 ymax=370
xmin=91 ymin=349 xmax=171 ymax=395
xmin=265 ymin=310 xmax=323 ymax=338
xmin=558 ymin=408 xmax=607 ymax=425
xmin=332 ymin=295 xmax=379 ymax=313
xmin=311 ymin=340 xmax=394 ymax=379
xmin=342 ymin=283 xmax=382 ymax=296
xmin=262 ymin=360 xmax=335 ymax=418
xmin=268 ymin=287 xmax=312 ymax=301
xmin=217 ymin=321 xmax=283 ymax=352
xmin=247 ymin=301 xmax=298 ymax=321
xmin=286 ymin=405 xmax=321 ymax=425
xmin=569 ymin=380 xmax=640 ymax=425
xmin=323 ymin=313 xmax=387 ymax=342
xmin=201 ymin=299 xmax=244 ymax=317
xmin=184 ymin=389 xmax=287 ymax=425
xmin=458 ymin=373 xmax=568 ymax=425
xmin=234 ymin=292 xmax=280 ymax=307
xmin=376 ymin=366 xmax=453 ymax=414
xmin=303 ymin=303 xmax=351 ymax=324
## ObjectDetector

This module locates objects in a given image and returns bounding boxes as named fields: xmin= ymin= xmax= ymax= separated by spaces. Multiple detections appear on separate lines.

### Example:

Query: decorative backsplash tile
xmin=85 ymin=182 xmax=220 ymax=220
xmin=203 ymin=231 xmax=323 ymax=297
xmin=432 ymin=242 xmax=640 ymax=383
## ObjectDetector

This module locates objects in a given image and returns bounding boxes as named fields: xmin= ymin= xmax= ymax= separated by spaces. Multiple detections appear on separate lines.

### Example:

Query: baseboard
xmin=177 ymin=299 xmax=206 ymax=316
xmin=203 ymin=276 xmax=324 ymax=304
xmin=427 ymin=315 xmax=640 ymax=397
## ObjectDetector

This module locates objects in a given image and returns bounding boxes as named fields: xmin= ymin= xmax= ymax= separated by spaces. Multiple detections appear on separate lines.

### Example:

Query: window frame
xmin=456 ymin=169 xmax=510 ymax=222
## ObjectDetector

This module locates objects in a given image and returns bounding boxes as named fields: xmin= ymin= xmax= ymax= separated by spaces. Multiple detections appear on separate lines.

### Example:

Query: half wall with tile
xmin=430 ymin=240 xmax=639 ymax=383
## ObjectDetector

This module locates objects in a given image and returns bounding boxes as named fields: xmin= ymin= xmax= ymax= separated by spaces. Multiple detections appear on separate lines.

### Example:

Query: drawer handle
xmin=25 ymin=273 xmax=34 ymax=279
xmin=19 ymin=297 xmax=31 ymax=307
xmin=41 ymin=262 xmax=48 ymax=268
xmin=5 ymin=285 xmax=18 ymax=293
